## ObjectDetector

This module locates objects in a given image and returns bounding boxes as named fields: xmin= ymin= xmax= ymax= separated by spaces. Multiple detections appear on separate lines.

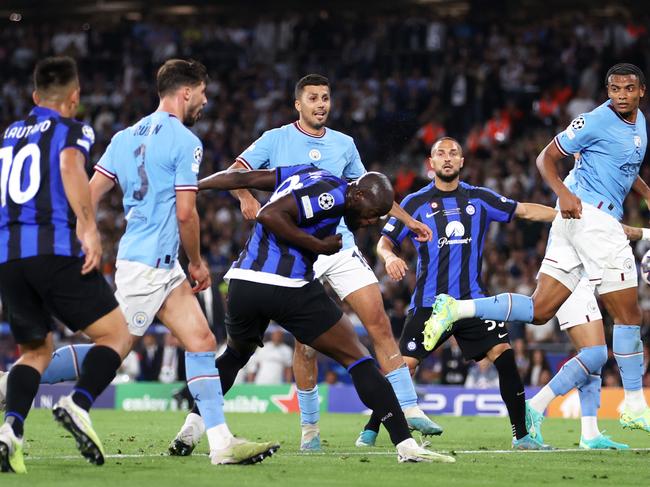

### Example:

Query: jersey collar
xmin=293 ymin=121 xmax=326 ymax=138
xmin=607 ymin=103 xmax=637 ymax=126
xmin=29 ymin=106 xmax=61 ymax=118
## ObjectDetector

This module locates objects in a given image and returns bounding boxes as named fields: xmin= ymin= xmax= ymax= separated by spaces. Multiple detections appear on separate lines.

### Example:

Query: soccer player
xmin=171 ymin=74 xmax=440 ymax=454
xmin=424 ymin=63 xmax=650 ymax=433
xmin=356 ymin=137 xmax=555 ymax=449
xmin=190 ymin=163 xmax=455 ymax=463
xmin=2 ymin=59 xmax=279 ymax=466
xmin=0 ymin=57 xmax=131 ymax=473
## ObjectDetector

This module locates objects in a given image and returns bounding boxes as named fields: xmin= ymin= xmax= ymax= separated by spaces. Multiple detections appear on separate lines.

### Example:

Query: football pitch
xmin=4 ymin=410 xmax=650 ymax=486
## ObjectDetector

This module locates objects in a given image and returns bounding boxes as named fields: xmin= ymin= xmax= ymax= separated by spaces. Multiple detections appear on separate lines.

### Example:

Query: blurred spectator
xmin=135 ymin=334 xmax=164 ymax=381
xmin=434 ymin=338 xmax=469 ymax=385
xmin=525 ymin=350 xmax=553 ymax=387
xmin=464 ymin=359 xmax=500 ymax=389
xmin=246 ymin=327 xmax=293 ymax=385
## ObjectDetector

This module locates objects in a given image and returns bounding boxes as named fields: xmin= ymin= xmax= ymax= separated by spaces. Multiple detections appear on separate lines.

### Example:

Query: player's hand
xmin=240 ymin=193 xmax=261 ymax=220
xmin=77 ymin=225 xmax=102 ymax=275
xmin=188 ymin=260 xmax=211 ymax=293
xmin=558 ymin=191 xmax=582 ymax=219
xmin=315 ymin=234 xmax=343 ymax=255
xmin=622 ymin=224 xmax=643 ymax=241
xmin=406 ymin=217 xmax=433 ymax=242
xmin=385 ymin=254 xmax=408 ymax=281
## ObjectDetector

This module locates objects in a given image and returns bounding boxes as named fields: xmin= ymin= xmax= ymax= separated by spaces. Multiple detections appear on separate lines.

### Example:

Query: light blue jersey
xmin=236 ymin=121 xmax=365 ymax=249
xmin=95 ymin=112 xmax=203 ymax=268
xmin=554 ymin=101 xmax=647 ymax=220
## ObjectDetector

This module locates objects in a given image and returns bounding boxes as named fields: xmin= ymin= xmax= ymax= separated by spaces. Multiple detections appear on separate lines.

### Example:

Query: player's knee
xmin=578 ymin=345 xmax=607 ymax=374
xmin=184 ymin=325 xmax=216 ymax=352
xmin=618 ymin=305 xmax=642 ymax=325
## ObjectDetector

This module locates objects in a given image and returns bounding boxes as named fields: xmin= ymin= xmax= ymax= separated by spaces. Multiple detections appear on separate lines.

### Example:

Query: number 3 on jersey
xmin=0 ymin=143 xmax=41 ymax=207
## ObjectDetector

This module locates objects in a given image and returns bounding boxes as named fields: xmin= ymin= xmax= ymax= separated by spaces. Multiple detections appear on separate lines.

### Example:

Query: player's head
xmin=344 ymin=172 xmax=394 ymax=231
xmin=606 ymin=63 xmax=646 ymax=116
xmin=32 ymin=57 xmax=80 ymax=117
xmin=429 ymin=137 xmax=464 ymax=183
xmin=294 ymin=74 xmax=330 ymax=130
xmin=157 ymin=59 xmax=208 ymax=127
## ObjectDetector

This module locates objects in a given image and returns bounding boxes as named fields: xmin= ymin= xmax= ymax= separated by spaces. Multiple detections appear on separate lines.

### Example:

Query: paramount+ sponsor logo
xmin=437 ymin=221 xmax=472 ymax=248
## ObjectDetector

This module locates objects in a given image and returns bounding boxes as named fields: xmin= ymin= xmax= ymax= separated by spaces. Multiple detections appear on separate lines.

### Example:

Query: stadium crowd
xmin=1 ymin=6 xmax=650 ymax=388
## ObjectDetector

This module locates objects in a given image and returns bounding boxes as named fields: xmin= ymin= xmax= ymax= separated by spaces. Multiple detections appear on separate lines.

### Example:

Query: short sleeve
xmin=342 ymin=141 xmax=366 ymax=180
xmin=291 ymin=179 xmax=346 ymax=226
xmin=236 ymin=131 xmax=273 ymax=169
xmin=381 ymin=217 xmax=410 ymax=247
xmin=174 ymin=134 xmax=202 ymax=192
xmin=476 ymin=187 xmax=517 ymax=223
xmin=64 ymin=122 xmax=95 ymax=163
xmin=554 ymin=113 xmax=597 ymax=156
xmin=94 ymin=132 xmax=118 ymax=182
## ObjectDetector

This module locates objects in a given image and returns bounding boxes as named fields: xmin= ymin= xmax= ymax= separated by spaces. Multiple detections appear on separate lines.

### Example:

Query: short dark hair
xmin=156 ymin=59 xmax=208 ymax=97
xmin=606 ymin=63 xmax=646 ymax=87
xmin=33 ymin=57 xmax=78 ymax=94
xmin=294 ymin=74 xmax=330 ymax=99
xmin=432 ymin=136 xmax=463 ymax=156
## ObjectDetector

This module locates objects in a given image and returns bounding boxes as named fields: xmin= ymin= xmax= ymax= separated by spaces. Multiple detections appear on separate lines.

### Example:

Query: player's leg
xmin=599 ymin=286 xmax=650 ymax=432
xmin=324 ymin=248 xmax=442 ymax=436
xmin=423 ymin=217 xmax=580 ymax=351
xmin=307 ymin=315 xmax=453 ymax=463
xmin=357 ymin=307 xmax=426 ymax=447
xmin=292 ymin=340 xmax=321 ymax=451
xmin=160 ymin=275 xmax=278 ymax=465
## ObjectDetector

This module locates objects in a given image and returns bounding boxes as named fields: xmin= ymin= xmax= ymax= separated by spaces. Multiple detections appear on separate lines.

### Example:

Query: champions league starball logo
xmin=570 ymin=115 xmax=586 ymax=131
xmin=318 ymin=192 xmax=335 ymax=210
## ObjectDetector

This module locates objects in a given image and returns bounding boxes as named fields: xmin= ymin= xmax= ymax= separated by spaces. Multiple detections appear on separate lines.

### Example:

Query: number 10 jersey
xmin=0 ymin=105 xmax=95 ymax=263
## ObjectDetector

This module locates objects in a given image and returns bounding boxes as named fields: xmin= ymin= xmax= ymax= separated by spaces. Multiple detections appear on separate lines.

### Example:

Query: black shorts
xmin=399 ymin=307 xmax=510 ymax=362
xmin=225 ymin=279 xmax=343 ymax=346
xmin=0 ymin=255 xmax=118 ymax=344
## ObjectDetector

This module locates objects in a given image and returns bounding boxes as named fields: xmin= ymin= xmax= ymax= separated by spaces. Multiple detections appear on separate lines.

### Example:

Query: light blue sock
xmin=185 ymin=352 xmax=226 ymax=429
xmin=472 ymin=293 xmax=534 ymax=322
xmin=386 ymin=365 xmax=418 ymax=409
xmin=41 ymin=344 xmax=93 ymax=384
xmin=613 ymin=325 xmax=644 ymax=391
xmin=297 ymin=386 xmax=320 ymax=425
xmin=547 ymin=345 xmax=607 ymax=396
xmin=578 ymin=371 xmax=601 ymax=417
xmin=548 ymin=357 xmax=589 ymax=396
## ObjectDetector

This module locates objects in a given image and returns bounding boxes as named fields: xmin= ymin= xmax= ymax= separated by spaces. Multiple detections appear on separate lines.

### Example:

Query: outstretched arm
xmin=537 ymin=141 xmax=582 ymax=218
xmin=389 ymin=201 xmax=432 ymax=242
xmin=376 ymin=235 xmax=408 ymax=281
xmin=199 ymin=168 xmax=277 ymax=192
xmin=256 ymin=194 xmax=342 ymax=256
xmin=227 ymin=160 xmax=261 ymax=221
xmin=514 ymin=202 xmax=557 ymax=222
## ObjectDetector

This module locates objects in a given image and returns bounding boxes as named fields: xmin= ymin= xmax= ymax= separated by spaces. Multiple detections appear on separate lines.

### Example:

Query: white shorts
xmin=313 ymin=246 xmax=378 ymax=300
xmin=539 ymin=203 xmax=637 ymax=295
xmin=114 ymin=259 xmax=187 ymax=336
xmin=555 ymin=278 xmax=602 ymax=331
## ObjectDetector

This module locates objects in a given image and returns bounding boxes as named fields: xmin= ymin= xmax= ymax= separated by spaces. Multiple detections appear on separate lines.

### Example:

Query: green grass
xmin=3 ymin=410 xmax=650 ymax=486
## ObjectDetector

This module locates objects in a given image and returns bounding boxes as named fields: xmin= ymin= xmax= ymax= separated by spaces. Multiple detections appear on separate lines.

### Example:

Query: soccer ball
xmin=641 ymin=250 xmax=650 ymax=285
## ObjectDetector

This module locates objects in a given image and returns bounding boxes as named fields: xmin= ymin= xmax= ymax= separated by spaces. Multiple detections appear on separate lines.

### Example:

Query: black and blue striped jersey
xmin=382 ymin=180 xmax=517 ymax=309
xmin=0 ymin=106 xmax=94 ymax=263
xmin=226 ymin=165 xmax=347 ymax=287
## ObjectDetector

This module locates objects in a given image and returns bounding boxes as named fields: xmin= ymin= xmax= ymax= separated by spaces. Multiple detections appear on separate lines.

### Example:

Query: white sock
xmin=529 ymin=385 xmax=556 ymax=414
xmin=206 ymin=423 xmax=234 ymax=451
xmin=184 ymin=412 xmax=204 ymax=428
xmin=580 ymin=416 xmax=600 ymax=440
xmin=402 ymin=406 xmax=426 ymax=418
xmin=624 ymin=389 xmax=648 ymax=414
xmin=396 ymin=438 xmax=419 ymax=450
xmin=456 ymin=300 xmax=476 ymax=320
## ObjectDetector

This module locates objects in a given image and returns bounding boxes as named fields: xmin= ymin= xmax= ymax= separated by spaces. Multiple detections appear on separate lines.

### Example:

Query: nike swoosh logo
xmin=516 ymin=391 xmax=525 ymax=396
xmin=498 ymin=333 xmax=508 ymax=338
xmin=426 ymin=211 xmax=440 ymax=218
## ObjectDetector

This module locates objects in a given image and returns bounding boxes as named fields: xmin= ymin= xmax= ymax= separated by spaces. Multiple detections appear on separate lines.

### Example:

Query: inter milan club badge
xmin=430 ymin=201 xmax=438 ymax=209
xmin=466 ymin=204 xmax=475 ymax=215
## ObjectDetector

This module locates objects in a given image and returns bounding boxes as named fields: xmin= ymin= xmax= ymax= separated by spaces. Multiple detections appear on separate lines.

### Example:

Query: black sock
xmin=190 ymin=346 xmax=253 ymax=416
xmin=364 ymin=411 xmax=382 ymax=433
xmin=493 ymin=349 xmax=527 ymax=440
xmin=5 ymin=365 xmax=41 ymax=437
xmin=72 ymin=345 xmax=121 ymax=411
xmin=349 ymin=358 xmax=411 ymax=446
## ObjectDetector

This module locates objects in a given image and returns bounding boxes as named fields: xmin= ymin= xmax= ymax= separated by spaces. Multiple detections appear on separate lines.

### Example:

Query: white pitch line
xmin=24 ymin=448 xmax=650 ymax=461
